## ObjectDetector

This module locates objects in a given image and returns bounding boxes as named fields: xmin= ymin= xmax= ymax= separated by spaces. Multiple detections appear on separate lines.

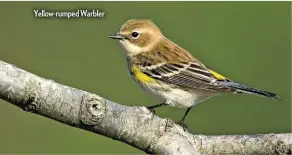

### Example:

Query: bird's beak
xmin=109 ymin=33 xmax=124 ymax=40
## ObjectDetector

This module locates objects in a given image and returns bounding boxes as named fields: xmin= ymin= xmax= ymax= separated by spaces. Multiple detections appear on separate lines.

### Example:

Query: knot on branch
xmin=23 ymin=84 xmax=44 ymax=112
xmin=79 ymin=93 xmax=105 ymax=125
xmin=275 ymin=139 xmax=292 ymax=154
xmin=23 ymin=93 xmax=38 ymax=112
xmin=21 ymin=78 xmax=48 ymax=112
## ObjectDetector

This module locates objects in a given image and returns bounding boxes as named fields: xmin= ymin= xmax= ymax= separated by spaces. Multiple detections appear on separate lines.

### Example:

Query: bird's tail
xmin=221 ymin=81 xmax=281 ymax=101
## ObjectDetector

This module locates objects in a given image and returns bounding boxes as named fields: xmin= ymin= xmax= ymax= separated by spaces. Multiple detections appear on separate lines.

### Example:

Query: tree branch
xmin=0 ymin=59 xmax=291 ymax=155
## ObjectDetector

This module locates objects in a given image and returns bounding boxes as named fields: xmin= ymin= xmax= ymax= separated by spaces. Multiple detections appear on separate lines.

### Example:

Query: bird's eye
xmin=131 ymin=32 xmax=140 ymax=39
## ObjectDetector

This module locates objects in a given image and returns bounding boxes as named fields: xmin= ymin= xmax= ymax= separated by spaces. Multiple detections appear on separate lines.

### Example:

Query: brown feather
xmin=128 ymin=37 xmax=234 ymax=92
xmin=120 ymin=19 xmax=160 ymax=33
xmin=131 ymin=37 xmax=202 ymax=66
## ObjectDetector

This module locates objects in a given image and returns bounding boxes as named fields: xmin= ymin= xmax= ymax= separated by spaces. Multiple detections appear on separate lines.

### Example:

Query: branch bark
xmin=0 ymin=59 xmax=291 ymax=155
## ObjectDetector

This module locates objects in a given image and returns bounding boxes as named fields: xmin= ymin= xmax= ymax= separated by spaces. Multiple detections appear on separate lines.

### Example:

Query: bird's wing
xmin=137 ymin=61 xmax=234 ymax=92
xmin=129 ymin=38 xmax=234 ymax=92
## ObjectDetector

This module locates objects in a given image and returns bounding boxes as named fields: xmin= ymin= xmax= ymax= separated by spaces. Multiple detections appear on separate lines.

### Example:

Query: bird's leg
xmin=147 ymin=103 xmax=167 ymax=114
xmin=178 ymin=107 xmax=192 ymax=130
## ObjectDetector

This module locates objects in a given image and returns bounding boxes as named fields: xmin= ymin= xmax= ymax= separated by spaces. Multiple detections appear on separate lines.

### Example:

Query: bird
xmin=109 ymin=19 xmax=280 ymax=127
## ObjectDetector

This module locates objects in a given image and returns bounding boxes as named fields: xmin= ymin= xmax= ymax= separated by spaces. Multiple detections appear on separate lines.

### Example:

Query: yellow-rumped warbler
xmin=109 ymin=19 xmax=280 ymax=126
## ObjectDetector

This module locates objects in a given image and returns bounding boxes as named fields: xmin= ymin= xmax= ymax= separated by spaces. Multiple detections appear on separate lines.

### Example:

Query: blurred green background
xmin=0 ymin=2 xmax=290 ymax=154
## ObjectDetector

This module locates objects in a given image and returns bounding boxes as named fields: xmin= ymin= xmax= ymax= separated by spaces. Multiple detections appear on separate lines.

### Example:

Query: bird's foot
xmin=146 ymin=103 xmax=167 ymax=115
xmin=177 ymin=120 xmax=188 ymax=131
xmin=146 ymin=107 xmax=156 ymax=114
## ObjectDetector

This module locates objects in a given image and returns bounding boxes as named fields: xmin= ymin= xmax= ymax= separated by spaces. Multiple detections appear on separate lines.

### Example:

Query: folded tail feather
xmin=220 ymin=81 xmax=281 ymax=101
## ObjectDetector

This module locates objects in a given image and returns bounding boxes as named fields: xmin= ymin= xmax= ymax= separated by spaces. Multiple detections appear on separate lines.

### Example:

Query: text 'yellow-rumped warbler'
xmin=109 ymin=19 xmax=280 ymax=127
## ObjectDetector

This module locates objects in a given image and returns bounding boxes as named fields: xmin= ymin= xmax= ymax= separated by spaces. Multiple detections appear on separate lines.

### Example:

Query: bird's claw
xmin=147 ymin=107 xmax=156 ymax=114
xmin=178 ymin=120 xmax=188 ymax=131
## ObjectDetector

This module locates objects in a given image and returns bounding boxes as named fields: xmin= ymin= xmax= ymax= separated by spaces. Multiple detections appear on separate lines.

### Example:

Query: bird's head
xmin=109 ymin=19 xmax=163 ymax=56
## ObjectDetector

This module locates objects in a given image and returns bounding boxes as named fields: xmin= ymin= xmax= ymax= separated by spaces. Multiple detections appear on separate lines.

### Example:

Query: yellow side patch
xmin=131 ymin=66 xmax=154 ymax=83
xmin=208 ymin=69 xmax=227 ymax=80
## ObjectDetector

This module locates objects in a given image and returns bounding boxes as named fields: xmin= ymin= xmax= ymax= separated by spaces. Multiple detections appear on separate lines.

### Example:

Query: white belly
xmin=141 ymin=81 xmax=216 ymax=108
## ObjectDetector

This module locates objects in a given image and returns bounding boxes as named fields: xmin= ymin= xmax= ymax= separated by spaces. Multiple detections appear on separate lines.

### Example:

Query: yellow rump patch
xmin=208 ymin=69 xmax=227 ymax=80
xmin=131 ymin=66 xmax=154 ymax=83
